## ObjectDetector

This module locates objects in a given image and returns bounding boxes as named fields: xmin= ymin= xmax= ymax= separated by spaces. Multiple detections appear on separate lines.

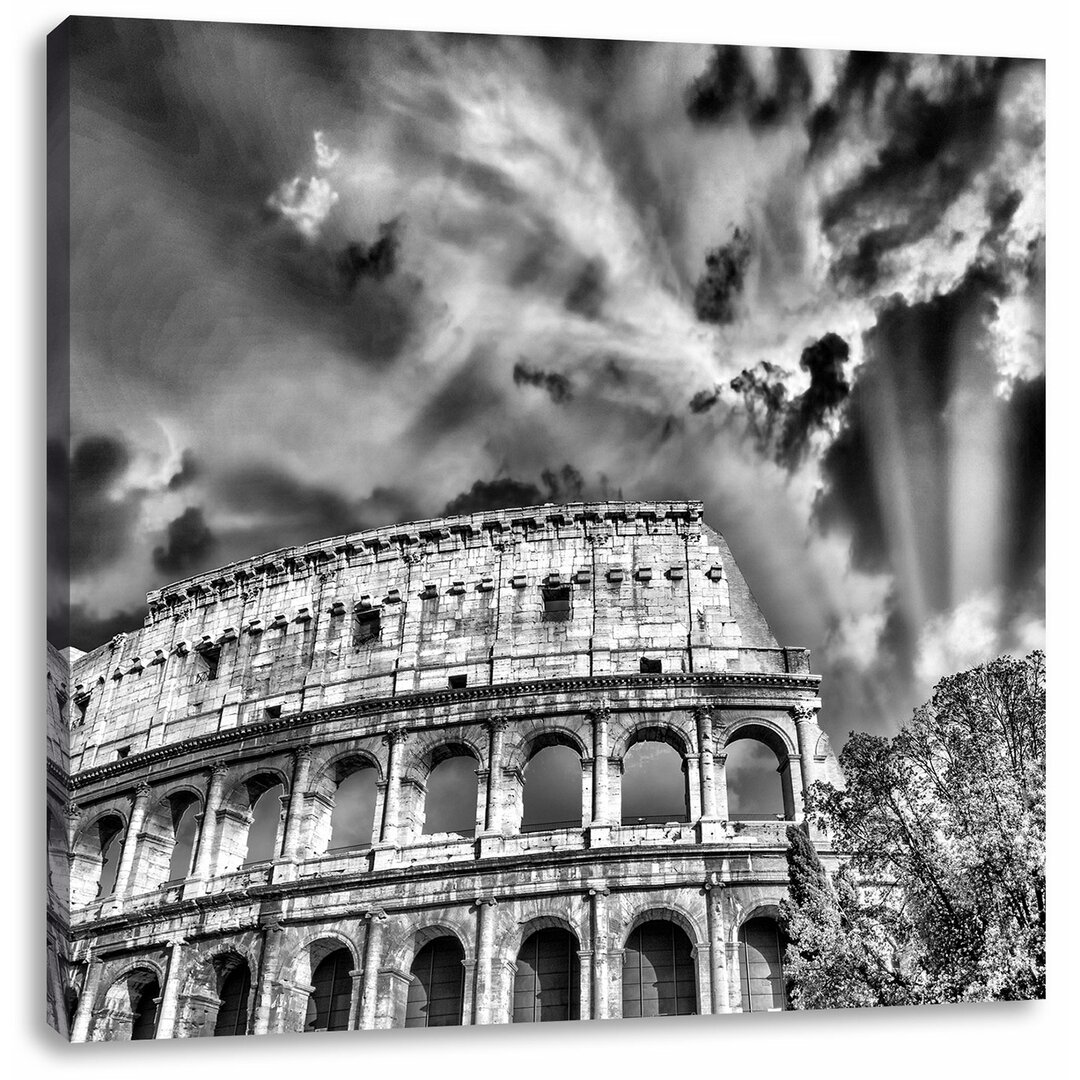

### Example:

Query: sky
xmin=49 ymin=18 xmax=1045 ymax=750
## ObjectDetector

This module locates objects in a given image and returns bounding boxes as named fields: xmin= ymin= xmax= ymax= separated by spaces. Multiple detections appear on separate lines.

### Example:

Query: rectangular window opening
xmin=116 ymin=746 xmax=130 ymax=760
xmin=541 ymin=585 xmax=572 ymax=623
xmin=195 ymin=647 xmax=221 ymax=683
xmin=640 ymin=656 xmax=663 ymax=674
xmin=353 ymin=610 xmax=382 ymax=647
xmin=448 ymin=674 xmax=468 ymax=689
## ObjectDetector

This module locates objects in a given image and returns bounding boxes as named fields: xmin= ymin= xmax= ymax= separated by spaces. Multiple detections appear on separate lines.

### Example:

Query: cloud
xmin=167 ymin=450 xmax=200 ymax=491
xmin=53 ymin=603 xmax=149 ymax=654
xmin=685 ymin=45 xmax=813 ymax=129
xmin=564 ymin=257 xmax=608 ymax=319
xmin=513 ymin=361 xmax=573 ymax=404
xmin=440 ymin=465 xmax=584 ymax=516
xmin=688 ymin=387 xmax=721 ymax=414
xmin=152 ymin=507 xmax=217 ymax=577
xmin=265 ymin=175 xmax=339 ymax=240
xmin=693 ymin=227 xmax=752 ymax=325
xmin=336 ymin=219 xmax=401 ymax=289
xmin=817 ymin=55 xmax=1041 ymax=292
xmin=67 ymin=435 xmax=144 ymax=574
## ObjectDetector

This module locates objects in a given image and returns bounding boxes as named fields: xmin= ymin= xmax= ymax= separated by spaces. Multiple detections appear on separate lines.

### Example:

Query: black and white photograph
xmin=42 ymin=7 xmax=1048 ymax=1056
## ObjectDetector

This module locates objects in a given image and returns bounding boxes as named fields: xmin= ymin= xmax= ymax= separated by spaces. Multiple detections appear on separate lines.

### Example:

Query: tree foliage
xmin=782 ymin=651 xmax=1045 ymax=1008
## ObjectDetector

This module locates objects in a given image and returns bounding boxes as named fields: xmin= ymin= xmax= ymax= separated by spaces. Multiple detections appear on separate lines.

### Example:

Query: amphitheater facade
xmin=46 ymin=499 xmax=843 ymax=1039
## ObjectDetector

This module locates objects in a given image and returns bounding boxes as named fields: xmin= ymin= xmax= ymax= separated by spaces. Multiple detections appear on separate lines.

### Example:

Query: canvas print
xmin=46 ymin=18 xmax=1046 ymax=1040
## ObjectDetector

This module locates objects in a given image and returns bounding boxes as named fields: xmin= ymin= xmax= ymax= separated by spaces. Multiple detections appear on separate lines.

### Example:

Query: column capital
xmin=473 ymin=894 xmax=498 ymax=908
xmin=364 ymin=908 xmax=388 ymax=923
xmin=292 ymin=745 xmax=313 ymax=765
xmin=587 ymin=885 xmax=610 ymax=898
xmin=208 ymin=761 xmax=230 ymax=781
xmin=486 ymin=715 xmax=510 ymax=734
xmin=587 ymin=705 xmax=610 ymax=723
xmin=384 ymin=727 xmax=412 ymax=749
xmin=716 ymin=752 xmax=728 ymax=768
xmin=133 ymin=782 xmax=153 ymax=802
xmin=65 ymin=800 xmax=81 ymax=820
xmin=692 ymin=703 xmax=715 ymax=726
xmin=790 ymin=704 xmax=818 ymax=724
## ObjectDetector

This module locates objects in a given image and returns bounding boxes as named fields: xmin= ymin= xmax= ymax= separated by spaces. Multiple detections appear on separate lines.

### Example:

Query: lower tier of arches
xmin=67 ymin=880 xmax=795 ymax=1039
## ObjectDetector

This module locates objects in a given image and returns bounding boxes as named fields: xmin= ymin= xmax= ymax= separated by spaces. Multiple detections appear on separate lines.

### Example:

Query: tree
xmin=782 ymin=651 xmax=1045 ymax=1008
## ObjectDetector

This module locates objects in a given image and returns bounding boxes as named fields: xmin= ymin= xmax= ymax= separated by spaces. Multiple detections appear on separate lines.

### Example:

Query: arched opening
xmin=513 ymin=928 xmax=580 ymax=1022
xmin=244 ymin=782 xmax=285 ymax=865
xmin=405 ymin=937 xmax=465 ymax=1027
xmin=738 ymin=917 xmax=787 ymax=1012
xmin=724 ymin=726 xmax=795 ymax=821
xmin=213 ymin=959 xmax=253 ymax=1036
xmin=168 ymin=799 xmax=199 ymax=882
xmin=305 ymin=947 xmax=353 ymax=1031
xmin=620 ymin=735 xmax=689 ymax=825
xmin=129 ymin=976 xmax=160 ymax=1040
xmin=622 ymin=920 xmax=697 ymax=1018
xmin=97 ymin=821 xmax=124 ymax=898
xmin=521 ymin=744 xmax=582 ymax=832
xmin=329 ymin=768 xmax=377 ymax=851
xmin=422 ymin=748 xmax=479 ymax=837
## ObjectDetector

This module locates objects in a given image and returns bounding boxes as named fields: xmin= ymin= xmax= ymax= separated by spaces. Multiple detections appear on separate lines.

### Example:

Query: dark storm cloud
xmin=814 ymin=267 xmax=1006 ymax=586
xmin=68 ymin=435 xmax=144 ymax=574
xmin=806 ymin=51 xmax=895 ymax=155
xmin=685 ymin=46 xmax=812 ymax=128
xmin=152 ymin=507 xmax=216 ymax=578
xmin=57 ymin=603 xmax=149 ymax=654
xmin=564 ymin=257 xmax=608 ymax=319
xmin=1002 ymin=373 xmax=1045 ymax=600
xmin=440 ymin=465 xmax=584 ymax=517
xmin=335 ymin=220 xmax=401 ymax=290
xmin=688 ymin=387 xmax=721 ymax=414
xmin=513 ymin=361 xmax=573 ymax=404
xmin=820 ymin=56 xmax=1040 ymax=291
xmin=694 ymin=227 xmax=752 ymax=325
xmin=780 ymin=333 xmax=851 ymax=464
xmin=167 ymin=450 xmax=200 ymax=491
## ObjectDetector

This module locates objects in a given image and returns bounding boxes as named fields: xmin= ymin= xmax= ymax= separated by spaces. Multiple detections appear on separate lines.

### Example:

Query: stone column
xmin=472 ymin=895 xmax=499 ymax=1025
xmin=251 ymin=921 xmax=284 ymax=1035
xmin=479 ymin=718 xmax=508 ymax=857
xmin=378 ymin=729 xmax=409 ymax=843
xmin=576 ymin=949 xmax=593 ymax=1020
xmin=108 ymin=782 xmax=152 ymax=907
xmin=484 ymin=718 xmax=508 ymax=832
xmin=589 ymin=707 xmax=612 ymax=844
xmin=154 ymin=937 xmax=186 ymax=1038
xmin=589 ymin=885 xmax=610 ymax=1019
xmin=70 ymin=955 xmax=104 ymax=1043
xmin=274 ymin=746 xmax=312 ymax=881
xmin=359 ymin=910 xmax=387 ymax=1030
xmin=715 ymin=752 xmax=729 ymax=823
xmin=791 ymin=704 xmax=819 ymax=800
xmin=704 ymin=882 xmax=729 ymax=1013
xmin=188 ymin=762 xmax=229 ymax=895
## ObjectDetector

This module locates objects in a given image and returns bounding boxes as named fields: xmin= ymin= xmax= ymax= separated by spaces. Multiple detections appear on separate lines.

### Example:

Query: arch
xmin=313 ymin=748 xmax=384 ymax=788
xmin=137 ymin=789 xmax=202 ymax=891
xmin=619 ymin=738 xmax=690 ymax=825
xmin=384 ymin=919 xmax=472 ymax=977
xmin=611 ymin=719 xmax=692 ymax=763
xmin=95 ymin=965 xmax=162 ymax=1041
xmin=737 ymin=915 xmax=788 ymax=1012
xmin=621 ymin=903 xmax=706 ymax=951
xmin=213 ymin=953 xmax=253 ymax=1036
xmin=720 ymin=718 xmax=797 ymax=758
xmin=71 ymin=812 xmax=125 ymax=905
xmin=318 ymin=757 xmax=379 ymax=854
xmin=407 ymin=736 xmax=484 ymax=784
xmin=521 ymin=743 xmax=584 ymax=832
xmin=512 ymin=926 xmax=581 ymax=1023
xmin=504 ymin=724 xmax=590 ymax=773
xmin=214 ymin=770 xmax=289 ymax=875
xmin=305 ymin=946 xmax=355 ymax=1032
xmin=280 ymin=930 xmax=361 ymax=993
xmin=722 ymin=721 xmax=798 ymax=821
xmin=420 ymin=744 xmax=482 ymax=837
xmin=405 ymin=935 xmax=466 ymax=1028
xmin=621 ymin=919 xmax=697 ymax=1018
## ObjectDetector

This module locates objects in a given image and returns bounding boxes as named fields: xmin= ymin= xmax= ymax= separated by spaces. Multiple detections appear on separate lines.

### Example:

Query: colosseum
xmin=47 ymin=499 xmax=843 ymax=1040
